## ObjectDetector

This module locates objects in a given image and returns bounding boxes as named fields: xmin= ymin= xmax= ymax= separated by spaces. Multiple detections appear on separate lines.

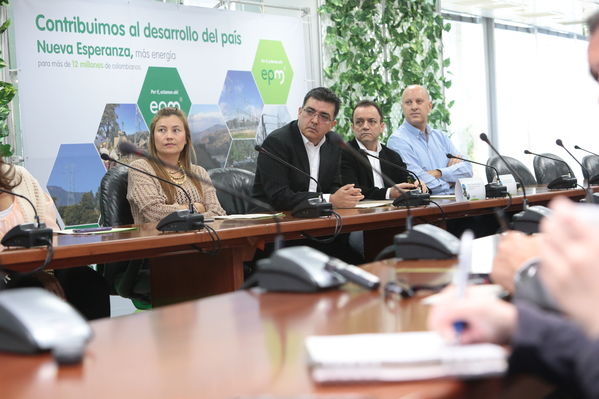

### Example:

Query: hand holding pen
xmin=428 ymin=229 xmax=517 ymax=345
xmin=452 ymin=230 xmax=474 ymax=343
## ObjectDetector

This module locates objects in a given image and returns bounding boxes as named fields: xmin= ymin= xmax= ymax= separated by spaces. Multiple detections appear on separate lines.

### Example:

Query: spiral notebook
xmin=305 ymin=331 xmax=507 ymax=383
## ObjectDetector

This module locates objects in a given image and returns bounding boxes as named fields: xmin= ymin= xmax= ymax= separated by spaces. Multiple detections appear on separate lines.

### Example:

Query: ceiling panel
xmin=441 ymin=0 xmax=599 ymax=33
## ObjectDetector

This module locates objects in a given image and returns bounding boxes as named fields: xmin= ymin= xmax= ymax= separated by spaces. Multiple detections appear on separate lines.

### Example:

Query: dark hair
xmin=588 ymin=10 xmax=599 ymax=34
xmin=352 ymin=100 xmax=383 ymax=121
xmin=302 ymin=87 xmax=341 ymax=118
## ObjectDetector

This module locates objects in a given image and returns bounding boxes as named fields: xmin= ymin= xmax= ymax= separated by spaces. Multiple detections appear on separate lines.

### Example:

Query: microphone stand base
xmin=393 ymin=191 xmax=431 ymax=207
xmin=485 ymin=183 xmax=507 ymax=198
xmin=156 ymin=210 xmax=205 ymax=232
xmin=511 ymin=205 xmax=551 ymax=235
xmin=547 ymin=176 xmax=577 ymax=190
xmin=1 ymin=223 xmax=53 ymax=248
xmin=291 ymin=198 xmax=333 ymax=218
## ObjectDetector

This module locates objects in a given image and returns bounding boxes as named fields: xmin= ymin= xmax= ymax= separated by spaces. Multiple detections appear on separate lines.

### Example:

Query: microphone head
xmin=479 ymin=133 xmax=489 ymax=142
xmin=523 ymin=150 xmax=531 ymax=155
xmin=100 ymin=153 xmax=110 ymax=161
xmin=556 ymin=139 xmax=563 ymax=147
xmin=118 ymin=141 xmax=143 ymax=156
xmin=574 ymin=145 xmax=581 ymax=150
xmin=446 ymin=153 xmax=453 ymax=159
xmin=326 ymin=130 xmax=345 ymax=146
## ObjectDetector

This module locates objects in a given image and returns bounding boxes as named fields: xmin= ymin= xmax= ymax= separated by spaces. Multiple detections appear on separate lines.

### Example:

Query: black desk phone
xmin=394 ymin=224 xmax=460 ymax=260
xmin=0 ymin=288 xmax=92 ymax=363
xmin=250 ymin=246 xmax=380 ymax=292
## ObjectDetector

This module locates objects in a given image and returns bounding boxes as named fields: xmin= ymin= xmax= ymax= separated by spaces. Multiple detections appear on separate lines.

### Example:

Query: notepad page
xmin=306 ymin=331 xmax=507 ymax=382
xmin=354 ymin=200 xmax=394 ymax=208
xmin=306 ymin=331 xmax=446 ymax=366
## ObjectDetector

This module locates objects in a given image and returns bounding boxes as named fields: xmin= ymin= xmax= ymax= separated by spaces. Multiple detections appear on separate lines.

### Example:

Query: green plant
xmin=0 ymin=0 xmax=13 ymax=157
xmin=319 ymin=0 xmax=453 ymax=141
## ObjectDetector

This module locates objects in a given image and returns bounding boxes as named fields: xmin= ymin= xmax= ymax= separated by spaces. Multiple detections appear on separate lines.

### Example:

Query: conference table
xmin=0 ymin=185 xmax=590 ymax=306
xmin=0 ymin=238 xmax=555 ymax=399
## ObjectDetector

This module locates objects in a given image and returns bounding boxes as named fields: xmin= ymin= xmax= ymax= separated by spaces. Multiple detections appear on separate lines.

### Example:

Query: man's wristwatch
xmin=436 ymin=169 xmax=442 ymax=177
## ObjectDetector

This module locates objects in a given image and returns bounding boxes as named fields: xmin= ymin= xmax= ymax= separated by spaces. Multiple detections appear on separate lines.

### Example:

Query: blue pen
xmin=453 ymin=229 xmax=474 ymax=344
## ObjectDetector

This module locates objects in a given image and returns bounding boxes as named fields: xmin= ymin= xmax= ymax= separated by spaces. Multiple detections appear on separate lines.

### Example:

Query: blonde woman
xmin=127 ymin=107 xmax=225 ymax=224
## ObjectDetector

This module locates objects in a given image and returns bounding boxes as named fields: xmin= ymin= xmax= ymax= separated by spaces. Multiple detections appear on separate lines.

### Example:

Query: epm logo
xmin=252 ymin=40 xmax=293 ymax=104
xmin=137 ymin=67 xmax=191 ymax=127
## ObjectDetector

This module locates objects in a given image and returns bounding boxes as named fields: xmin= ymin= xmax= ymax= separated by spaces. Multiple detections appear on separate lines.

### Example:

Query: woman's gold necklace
xmin=168 ymin=162 xmax=186 ymax=184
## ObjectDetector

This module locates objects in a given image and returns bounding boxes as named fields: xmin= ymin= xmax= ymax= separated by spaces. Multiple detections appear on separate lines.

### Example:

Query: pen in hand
xmin=453 ymin=229 xmax=474 ymax=344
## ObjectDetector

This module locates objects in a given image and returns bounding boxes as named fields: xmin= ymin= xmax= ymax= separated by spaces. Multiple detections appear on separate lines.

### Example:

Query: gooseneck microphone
xmin=329 ymin=133 xmax=458 ymax=261
xmin=254 ymin=144 xmax=323 ymax=199
xmin=119 ymin=141 xmax=284 ymax=250
xmin=480 ymin=133 xmax=529 ymax=207
xmin=0 ymin=188 xmax=53 ymax=248
xmin=523 ymin=150 xmax=577 ymax=190
xmin=574 ymin=145 xmax=599 ymax=157
xmin=120 ymin=141 xmax=273 ymax=214
xmin=556 ymin=139 xmax=594 ymax=203
xmin=100 ymin=152 xmax=204 ymax=232
xmin=359 ymin=150 xmax=424 ymax=192
xmin=479 ymin=133 xmax=550 ymax=234
xmin=0 ymin=188 xmax=54 ymax=284
xmin=574 ymin=145 xmax=599 ymax=185
xmin=253 ymin=144 xmax=333 ymax=218
xmin=328 ymin=132 xmax=431 ymax=231
xmin=328 ymin=134 xmax=430 ymax=205
xmin=446 ymin=153 xmax=501 ymax=182
xmin=445 ymin=153 xmax=507 ymax=198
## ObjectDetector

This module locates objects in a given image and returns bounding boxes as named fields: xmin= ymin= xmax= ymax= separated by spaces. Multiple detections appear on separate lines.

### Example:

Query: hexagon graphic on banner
xmin=137 ymin=67 xmax=191 ymax=128
xmin=218 ymin=70 xmax=264 ymax=140
xmin=251 ymin=40 xmax=293 ymax=104
xmin=188 ymin=104 xmax=232 ymax=170
xmin=94 ymin=103 xmax=149 ymax=168
xmin=47 ymin=143 xmax=106 ymax=226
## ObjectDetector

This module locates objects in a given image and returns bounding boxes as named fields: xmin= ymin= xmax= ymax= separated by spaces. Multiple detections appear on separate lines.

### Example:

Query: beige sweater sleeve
xmin=126 ymin=159 xmax=186 ymax=224
xmin=127 ymin=159 xmax=226 ymax=224
xmin=12 ymin=165 xmax=59 ymax=230
xmin=191 ymin=165 xmax=226 ymax=218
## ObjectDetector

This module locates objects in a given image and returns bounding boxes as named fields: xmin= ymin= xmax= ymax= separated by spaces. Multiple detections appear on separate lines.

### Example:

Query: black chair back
xmin=486 ymin=155 xmax=537 ymax=186
xmin=208 ymin=167 xmax=255 ymax=214
xmin=532 ymin=153 xmax=573 ymax=185
xmin=98 ymin=165 xmax=133 ymax=226
xmin=582 ymin=155 xmax=599 ymax=182
xmin=97 ymin=166 xmax=148 ymax=301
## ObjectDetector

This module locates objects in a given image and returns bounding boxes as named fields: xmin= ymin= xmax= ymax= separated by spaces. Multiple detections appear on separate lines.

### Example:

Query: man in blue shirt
xmin=387 ymin=85 xmax=472 ymax=195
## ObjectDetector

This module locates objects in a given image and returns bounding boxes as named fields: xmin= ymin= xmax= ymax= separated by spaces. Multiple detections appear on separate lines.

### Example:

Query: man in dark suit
xmin=252 ymin=87 xmax=363 ymax=211
xmin=341 ymin=100 xmax=426 ymax=200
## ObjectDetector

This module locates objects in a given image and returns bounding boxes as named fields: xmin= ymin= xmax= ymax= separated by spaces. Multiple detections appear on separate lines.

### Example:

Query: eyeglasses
xmin=302 ymin=107 xmax=333 ymax=123
xmin=353 ymin=118 xmax=380 ymax=127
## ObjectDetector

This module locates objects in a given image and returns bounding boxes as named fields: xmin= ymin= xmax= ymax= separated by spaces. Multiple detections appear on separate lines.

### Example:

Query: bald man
xmin=387 ymin=85 xmax=472 ymax=195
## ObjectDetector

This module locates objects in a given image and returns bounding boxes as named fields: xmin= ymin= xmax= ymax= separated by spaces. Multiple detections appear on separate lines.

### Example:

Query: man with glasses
xmin=387 ymin=85 xmax=472 ymax=195
xmin=252 ymin=87 xmax=363 ymax=211
xmin=341 ymin=100 xmax=424 ymax=200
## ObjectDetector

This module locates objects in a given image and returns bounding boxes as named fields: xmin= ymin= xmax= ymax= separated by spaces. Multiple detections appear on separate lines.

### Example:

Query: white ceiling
xmin=441 ymin=0 xmax=599 ymax=33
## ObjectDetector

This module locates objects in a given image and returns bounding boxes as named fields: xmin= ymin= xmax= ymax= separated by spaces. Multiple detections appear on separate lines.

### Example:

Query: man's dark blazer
xmin=251 ymin=120 xmax=342 ymax=211
xmin=340 ymin=138 xmax=410 ymax=200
